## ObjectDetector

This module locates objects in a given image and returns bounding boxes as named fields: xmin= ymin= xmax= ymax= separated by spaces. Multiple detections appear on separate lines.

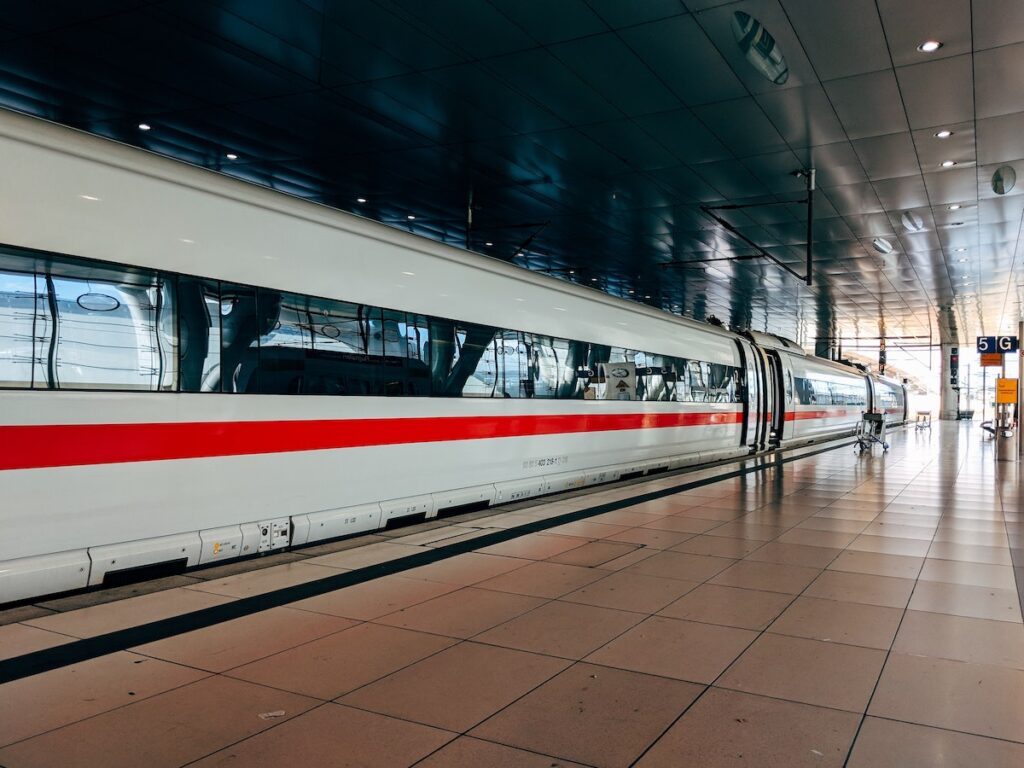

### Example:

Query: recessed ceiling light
xmin=934 ymin=130 xmax=953 ymax=139
xmin=941 ymin=160 xmax=957 ymax=167
xmin=554 ymin=307 xmax=567 ymax=312
xmin=515 ymin=298 xmax=525 ymax=302
xmin=569 ymin=269 xmax=575 ymax=274
xmin=401 ymin=271 xmax=415 ymax=276
xmin=407 ymin=215 xmax=416 ymax=220
xmin=950 ymin=221 xmax=964 ymax=226
xmin=628 ymin=289 xmax=635 ymax=294
xmin=956 ymin=247 xmax=967 ymax=252
xmin=645 ymin=295 xmax=652 ymax=299
xmin=78 ymin=194 xmax=100 ymax=201
xmin=138 ymin=123 xmax=151 ymax=131
xmin=917 ymin=40 xmax=943 ymax=53
xmin=225 ymin=153 xmax=238 ymax=160
xmin=180 ymin=238 xmax=195 ymax=244
xmin=948 ymin=204 xmax=961 ymax=210
xmin=591 ymin=277 xmax=598 ymax=282
xmin=356 ymin=197 xmax=367 ymax=203
xmin=958 ymin=257 xmax=967 ymax=262
xmin=485 ymin=241 xmax=493 ymax=246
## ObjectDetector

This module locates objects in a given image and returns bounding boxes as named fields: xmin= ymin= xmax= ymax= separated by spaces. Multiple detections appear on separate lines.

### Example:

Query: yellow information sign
xmin=981 ymin=352 xmax=1003 ymax=367
xmin=996 ymin=378 xmax=1018 ymax=404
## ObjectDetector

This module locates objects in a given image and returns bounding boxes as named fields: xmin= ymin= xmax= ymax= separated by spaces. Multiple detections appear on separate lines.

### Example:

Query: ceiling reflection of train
xmin=0 ymin=110 xmax=906 ymax=603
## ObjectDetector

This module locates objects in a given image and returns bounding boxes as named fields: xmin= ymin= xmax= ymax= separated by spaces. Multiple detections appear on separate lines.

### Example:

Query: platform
xmin=1 ymin=423 xmax=1022 ymax=767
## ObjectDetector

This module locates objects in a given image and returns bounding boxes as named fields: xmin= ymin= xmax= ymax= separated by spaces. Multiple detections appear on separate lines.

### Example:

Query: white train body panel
xmin=0 ymin=110 xmax=902 ymax=603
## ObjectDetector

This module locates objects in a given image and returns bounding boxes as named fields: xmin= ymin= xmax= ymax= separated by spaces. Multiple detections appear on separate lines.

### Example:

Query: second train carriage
xmin=0 ymin=110 xmax=905 ymax=603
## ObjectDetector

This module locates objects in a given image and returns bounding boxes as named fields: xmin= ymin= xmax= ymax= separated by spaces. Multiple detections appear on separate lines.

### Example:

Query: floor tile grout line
xmin=0 ymin=438 xmax=862 ymax=685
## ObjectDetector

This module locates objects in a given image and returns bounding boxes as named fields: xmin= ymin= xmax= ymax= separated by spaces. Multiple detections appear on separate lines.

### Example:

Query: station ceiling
xmin=1 ymin=0 xmax=1023 ymax=349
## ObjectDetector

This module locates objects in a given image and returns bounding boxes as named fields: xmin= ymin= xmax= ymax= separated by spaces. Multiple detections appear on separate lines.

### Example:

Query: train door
xmin=765 ymin=350 xmax=785 ymax=446
xmin=737 ymin=339 xmax=767 ymax=451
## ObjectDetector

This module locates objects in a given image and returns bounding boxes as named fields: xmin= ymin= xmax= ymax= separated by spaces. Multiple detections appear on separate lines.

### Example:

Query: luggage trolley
xmin=855 ymin=412 xmax=889 ymax=454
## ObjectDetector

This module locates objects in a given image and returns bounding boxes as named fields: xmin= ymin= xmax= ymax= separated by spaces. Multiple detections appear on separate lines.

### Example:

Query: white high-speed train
xmin=0 ymin=110 xmax=907 ymax=603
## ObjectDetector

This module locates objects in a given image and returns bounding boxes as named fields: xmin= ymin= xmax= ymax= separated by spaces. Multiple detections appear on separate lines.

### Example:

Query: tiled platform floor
xmin=1 ymin=422 xmax=1022 ymax=766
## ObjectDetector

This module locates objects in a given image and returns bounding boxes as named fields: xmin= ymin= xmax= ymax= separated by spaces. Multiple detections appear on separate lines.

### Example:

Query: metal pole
xmin=805 ymin=169 xmax=815 ymax=287
xmin=1019 ymin=321 xmax=1023 ymax=456
xmin=983 ymin=367 xmax=987 ymax=424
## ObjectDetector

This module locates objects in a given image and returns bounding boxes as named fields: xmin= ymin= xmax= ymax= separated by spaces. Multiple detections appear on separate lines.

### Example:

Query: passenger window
xmin=0 ymin=270 xmax=47 ymax=388
xmin=47 ymin=269 xmax=177 ymax=391
xmin=178 ymin=278 xmax=221 ymax=392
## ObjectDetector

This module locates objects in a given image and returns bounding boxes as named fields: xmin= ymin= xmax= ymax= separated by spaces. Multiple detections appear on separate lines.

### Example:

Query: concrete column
xmin=939 ymin=342 xmax=958 ymax=420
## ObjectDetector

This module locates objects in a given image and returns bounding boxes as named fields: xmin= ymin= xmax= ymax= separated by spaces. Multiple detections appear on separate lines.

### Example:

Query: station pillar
xmin=939 ymin=343 xmax=958 ymax=420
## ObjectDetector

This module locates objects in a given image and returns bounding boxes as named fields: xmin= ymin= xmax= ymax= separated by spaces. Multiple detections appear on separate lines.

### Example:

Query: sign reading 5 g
xmin=977 ymin=336 xmax=1019 ymax=353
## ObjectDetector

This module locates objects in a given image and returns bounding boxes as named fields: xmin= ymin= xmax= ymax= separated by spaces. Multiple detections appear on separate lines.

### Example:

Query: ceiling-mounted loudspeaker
xmin=900 ymin=211 xmax=924 ymax=232
xmin=872 ymin=237 xmax=894 ymax=255
xmin=992 ymin=165 xmax=1016 ymax=195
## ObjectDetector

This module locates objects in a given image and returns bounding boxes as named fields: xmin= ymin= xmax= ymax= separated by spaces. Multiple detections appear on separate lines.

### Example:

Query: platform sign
xmin=997 ymin=335 xmax=1020 ymax=353
xmin=977 ymin=336 xmax=996 ymax=353
xmin=996 ymin=378 xmax=1018 ymax=404
xmin=981 ymin=352 xmax=1004 ymax=367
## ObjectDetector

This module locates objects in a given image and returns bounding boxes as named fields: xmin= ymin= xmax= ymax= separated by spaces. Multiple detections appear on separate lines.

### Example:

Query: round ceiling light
xmin=731 ymin=11 xmax=789 ymax=84
xmin=872 ymin=237 xmax=894 ymax=255
xmin=941 ymin=160 xmax=957 ymax=167
xmin=992 ymin=165 xmax=1017 ymax=195
xmin=917 ymin=40 xmax=943 ymax=53
xmin=934 ymin=130 xmax=953 ymax=139
xmin=901 ymin=211 xmax=924 ymax=232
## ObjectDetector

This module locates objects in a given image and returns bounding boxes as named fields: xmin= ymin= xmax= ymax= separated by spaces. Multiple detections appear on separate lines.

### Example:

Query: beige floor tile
xmin=926 ymin=540 xmax=1014 ymax=565
xmin=846 ymin=535 xmax=931 ymax=557
xmin=340 ymin=641 xmax=568 ymax=731
xmin=547 ymin=540 xmax=642 ymax=567
xmin=588 ymin=508 xmax=669 ymax=526
xmin=478 ymin=532 xmax=589 ymax=560
xmin=189 ymin=702 xmax=454 ymax=768
xmin=0 ymin=651 xmax=207 ymax=747
xmin=908 ymin=580 xmax=1022 ymax=623
xmin=641 ymin=515 xmax=720 ymax=534
xmin=893 ymin=610 xmax=1024 ymax=668
xmin=404 ymin=552 xmax=529 ymax=587
xmin=847 ymin=716 xmax=1024 ymax=768
xmin=932 ymin=528 xmax=1009 ymax=546
xmin=623 ymin=551 xmax=735 ymax=582
xmin=0 ymin=623 xmax=72 ymax=661
xmin=776 ymin=529 xmax=858 ymax=548
xmin=706 ymin=521 xmax=787 ymax=541
xmin=305 ymin=541 xmax=429 ymax=570
xmin=227 ymin=623 xmax=456 ymax=699
xmin=475 ymin=561 xmax=607 ymax=598
xmin=744 ymin=541 xmax=842 ymax=568
xmin=827 ymin=550 xmax=924 ymax=579
xmin=131 ymin=607 xmax=354 ymax=672
xmin=605 ymin=526 xmax=695 ymax=549
xmin=624 ymin=498 xmax=704 ymax=516
xmin=870 ymin=653 xmax=1024 ymax=741
xmin=804 ymin=570 xmax=915 ymax=608
xmin=471 ymin=663 xmax=703 ymax=768
xmin=290 ymin=574 xmax=457 ymax=620
xmin=718 ymin=633 xmax=886 ymax=712
xmin=474 ymin=600 xmax=642 ymax=659
xmin=561 ymin=570 xmax=698 ymax=613
xmin=594 ymin=547 xmax=660 ymax=571
xmin=814 ymin=507 xmax=879 ymax=521
xmin=23 ymin=588 xmax=234 ymax=638
xmin=544 ymin=520 xmax=630 ymax=539
xmin=674 ymin=505 xmax=745 ymax=521
xmin=861 ymin=522 xmax=937 ymax=540
xmin=635 ymin=688 xmax=860 ymax=768
xmin=658 ymin=583 xmax=793 ymax=630
xmin=710 ymin=560 xmax=822 ymax=594
xmin=185 ymin=562 xmax=344 ymax=598
xmin=671 ymin=535 xmax=765 ymax=558
xmin=586 ymin=616 xmax=756 ymax=683
xmin=417 ymin=736 xmax=588 ymax=767
xmin=769 ymin=596 xmax=902 ymax=649
xmin=0 ymin=676 xmax=318 ymax=768
xmin=918 ymin=558 xmax=1017 ymax=589
xmin=797 ymin=517 xmax=870 ymax=534
xmin=375 ymin=586 xmax=544 ymax=637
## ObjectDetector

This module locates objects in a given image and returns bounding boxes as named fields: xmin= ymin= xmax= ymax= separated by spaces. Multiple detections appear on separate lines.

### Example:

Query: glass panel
xmin=0 ymin=270 xmax=44 ymax=388
xmin=179 ymin=278 xmax=221 ymax=392
xmin=459 ymin=324 xmax=499 ymax=397
xmin=220 ymin=283 xmax=260 ymax=393
xmin=47 ymin=269 xmax=177 ymax=390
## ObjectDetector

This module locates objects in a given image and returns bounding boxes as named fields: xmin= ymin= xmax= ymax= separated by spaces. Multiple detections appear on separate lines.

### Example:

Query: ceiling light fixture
xmin=401 ymin=271 xmax=415 ymax=276
xmin=138 ymin=123 xmax=151 ymax=131
xmin=180 ymin=238 xmax=195 ymax=244
xmin=225 ymin=153 xmax=238 ymax=160
xmin=485 ymin=241 xmax=493 ymax=246
xmin=78 ymin=194 xmax=100 ymax=201
xmin=872 ymin=237 xmax=894 ymax=255
xmin=948 ymin=204 xmax=961 ymax=210
xmin=356 ymin=197 xmax=367 ymax=203
xmin=407 ymin=215 xmax=416 ymax=220
xmin=956 ymin=247 xmax=967 ymax=252
xmin=941 ymin=160 xmax=957 ymax=167
xmin=934 ymin=130 xmax=953 ymax=139
xmin=901 ymin=211 xmax=924 ymax=232
xmin=917 ymin=40 xmax=943 ymax=53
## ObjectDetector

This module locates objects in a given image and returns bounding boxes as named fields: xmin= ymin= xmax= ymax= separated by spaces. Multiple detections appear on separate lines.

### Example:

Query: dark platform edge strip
xmin=0 ymin=439 xmax=852 ymax=684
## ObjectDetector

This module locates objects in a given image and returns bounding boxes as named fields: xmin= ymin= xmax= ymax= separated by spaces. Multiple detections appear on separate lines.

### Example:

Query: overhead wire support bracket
xmin=698 ymin=168 xmax=815 ymax=286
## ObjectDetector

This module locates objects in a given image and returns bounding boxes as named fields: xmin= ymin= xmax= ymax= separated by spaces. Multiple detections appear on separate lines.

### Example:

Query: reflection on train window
xmin=44 ymin=271 xmax=177 ymax=390
xmin=794 ymin=377 xmax=867 ymax=407
xmin=0 ymin=270 xmax=47 ymax=388
xmin=0 ymin=247 xmax=746 ymax=403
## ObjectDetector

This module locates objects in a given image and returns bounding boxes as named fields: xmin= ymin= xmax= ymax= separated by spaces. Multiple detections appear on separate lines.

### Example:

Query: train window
xmin=221 ymin=283 xmax=260 ymax=393
xmin=46 ymin=269 xmax=177 ymax=391
xmin=460 ymin=326 xmax=499 ymax=397
xmin=178 ymin=278 xmax=221 ymax=392
xmin=0 ymin=270 xmax=46 ymax=388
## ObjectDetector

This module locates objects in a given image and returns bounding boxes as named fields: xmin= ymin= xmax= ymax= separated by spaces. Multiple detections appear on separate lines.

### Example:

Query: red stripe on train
xmin=0 ymin=411 xmax=745 ymax=471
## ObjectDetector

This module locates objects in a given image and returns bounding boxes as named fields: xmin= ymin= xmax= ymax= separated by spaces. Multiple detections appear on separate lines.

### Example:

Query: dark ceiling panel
xmin=0 ymin=0 xmax=1019 ymax=343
